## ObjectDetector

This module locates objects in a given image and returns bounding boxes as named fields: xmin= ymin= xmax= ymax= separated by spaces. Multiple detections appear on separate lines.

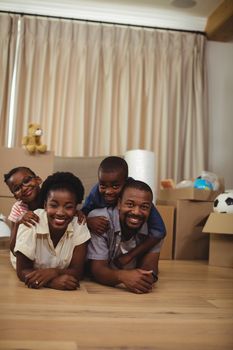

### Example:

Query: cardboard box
xmin=203 ymin=213 xmax=233 ymax=268
xmin=0 ymin=147 xmax=54 ymax=196
xmin=54 ymin=156 xmax=105 ymax=198
xmin=156 ymin=205 xmax=174 ymax=260
xmin=157 ymin=199 xmax=213 ymax=259
xmin=158 ymin=179 xmax=224 ymax=202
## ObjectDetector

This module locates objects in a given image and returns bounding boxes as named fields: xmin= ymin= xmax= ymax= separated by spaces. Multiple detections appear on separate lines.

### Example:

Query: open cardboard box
xmin=156 ymin=205 xmax=174 ymax=260
xmin=203 ymin=213 xmax=233 ymax=268
xmin=158 ymin=178 xmax=224 ymax=202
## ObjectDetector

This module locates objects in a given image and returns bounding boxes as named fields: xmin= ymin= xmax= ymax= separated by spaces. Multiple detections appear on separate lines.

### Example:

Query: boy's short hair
xmin=119 ymin=178 xmax=153 ymax=201
xmin=39 ymin=171 xmax=84 ymax=205
xmin=4 ymin=167 xmax=37 ymax=183
xmin=99 ymin=156 xmax=128 ymax=179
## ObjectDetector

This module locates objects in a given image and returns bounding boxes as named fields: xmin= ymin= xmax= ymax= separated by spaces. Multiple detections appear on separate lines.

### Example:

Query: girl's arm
xmin=10 ymin=221 xmax=19 ymax=253
xmin=10 ymin=212 xmax=39 ymax=253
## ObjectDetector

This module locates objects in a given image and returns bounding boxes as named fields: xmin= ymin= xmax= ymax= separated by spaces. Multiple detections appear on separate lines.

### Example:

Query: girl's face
xmin=7 ymin=169 xmax=41 ymax=203
xmin=44 ymin=189 xmax=77 ymax=235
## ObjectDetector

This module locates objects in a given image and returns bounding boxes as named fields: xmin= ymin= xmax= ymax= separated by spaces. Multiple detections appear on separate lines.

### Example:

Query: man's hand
xmin=47 ymin=275 xmax=80 ymax=290
xmin=24 ymin=268 xmax=59 ymax=288
xmin=87 ymin=216 xmax=109 ymax=235
xmin=17 ymin=211 xmax=39 ymax=227
xmin=119 ymin=269 xmax=154 ymax=294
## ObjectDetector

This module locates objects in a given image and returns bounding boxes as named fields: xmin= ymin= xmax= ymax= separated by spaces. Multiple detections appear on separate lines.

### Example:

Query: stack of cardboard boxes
xmin=157 ymin=183 xmax=224 ymax=261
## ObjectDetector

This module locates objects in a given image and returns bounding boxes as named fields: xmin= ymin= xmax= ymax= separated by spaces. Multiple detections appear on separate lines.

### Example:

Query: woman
xmin=15 ymin=172 xmax=90 ymax=290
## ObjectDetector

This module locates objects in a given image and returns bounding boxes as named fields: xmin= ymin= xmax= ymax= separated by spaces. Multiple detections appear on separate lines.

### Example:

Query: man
xmin=87 ymin=179 xmax=164 ymax=294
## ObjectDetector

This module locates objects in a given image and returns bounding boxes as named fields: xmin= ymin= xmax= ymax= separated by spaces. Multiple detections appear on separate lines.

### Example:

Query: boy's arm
xmin=148 ymin=204 xmax=166 ymax=239
xmin=113 ymin=236 xmax=161 ymax=269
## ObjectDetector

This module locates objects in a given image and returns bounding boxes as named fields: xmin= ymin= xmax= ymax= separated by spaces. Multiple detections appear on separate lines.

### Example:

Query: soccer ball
xmin=213 ymin=192 xmax=233 ymax=214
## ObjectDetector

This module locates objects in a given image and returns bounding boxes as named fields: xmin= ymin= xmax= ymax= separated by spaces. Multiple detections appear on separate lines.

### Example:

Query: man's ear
xmin=117 ymin=198 xmax=121 ymax=210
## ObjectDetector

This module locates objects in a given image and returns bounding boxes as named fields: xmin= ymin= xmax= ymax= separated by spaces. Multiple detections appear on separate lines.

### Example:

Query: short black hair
xmin=39 ymin=172 xmax=84 ymax=205
xmin=119 ymin=178 xmax=153 ymax=201
xmin=4 ymin=167 xmax=37 ymax=183
xmin=99 ymin=156 xmax=128 ymax=180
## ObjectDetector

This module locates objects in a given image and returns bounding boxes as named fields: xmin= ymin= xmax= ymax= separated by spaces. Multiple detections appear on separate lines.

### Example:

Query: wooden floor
xmin=0 ymin=249 xmax=233 ymax=350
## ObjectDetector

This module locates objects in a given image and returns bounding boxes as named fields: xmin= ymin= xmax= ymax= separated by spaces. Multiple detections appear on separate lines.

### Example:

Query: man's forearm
xmin=91 ymin=262 xmax=125 ymax=286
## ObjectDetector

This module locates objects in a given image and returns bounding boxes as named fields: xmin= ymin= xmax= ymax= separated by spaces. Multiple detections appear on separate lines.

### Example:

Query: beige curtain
xmin=9 ymin=15 xmax=208 ymax=184
xmin=0 ymin=13 xmax=19 ymax=146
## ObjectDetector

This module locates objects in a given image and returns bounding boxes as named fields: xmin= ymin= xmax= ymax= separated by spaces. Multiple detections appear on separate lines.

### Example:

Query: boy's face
xmin=118 ymin=187 xmax=152 ymax=231
xmin=45 ymin=189 xmax=77 ymax=235
xmin=98 ymin=169 xmax=126 ymax=206
xmin=7 ymin=169 xmax=41 ymax=203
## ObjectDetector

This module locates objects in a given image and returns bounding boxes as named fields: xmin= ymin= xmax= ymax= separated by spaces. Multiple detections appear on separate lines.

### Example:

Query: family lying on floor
xmin=3 ymin=156 xmax=166 ymax=294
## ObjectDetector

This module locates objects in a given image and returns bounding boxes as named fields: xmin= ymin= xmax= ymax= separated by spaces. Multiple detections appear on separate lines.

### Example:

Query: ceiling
xmin=0 ymin=0 xmax=232 ymax=41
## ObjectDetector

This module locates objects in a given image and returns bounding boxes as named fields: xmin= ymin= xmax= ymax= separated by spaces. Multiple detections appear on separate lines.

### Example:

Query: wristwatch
xmin=151 ymin=270 xmax=158 ymax=283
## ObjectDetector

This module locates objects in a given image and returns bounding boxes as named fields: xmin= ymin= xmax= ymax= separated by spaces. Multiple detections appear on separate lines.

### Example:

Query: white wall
xmin=206 ymin=41 xmax=233 ymax=190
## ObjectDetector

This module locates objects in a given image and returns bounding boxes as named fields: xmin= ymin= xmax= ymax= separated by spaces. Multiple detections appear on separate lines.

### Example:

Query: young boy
xmin=82 ymin=156 xmax=166 ymax=269
xmin=4 ymin=166 xmax=42 ymax=267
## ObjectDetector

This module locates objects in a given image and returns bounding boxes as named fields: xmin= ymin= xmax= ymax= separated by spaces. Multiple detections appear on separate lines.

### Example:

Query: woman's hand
xmin=47 ymin=274 xmax=80 ymax=290
xmin=24 ymin=268 xmax=59 ymax=288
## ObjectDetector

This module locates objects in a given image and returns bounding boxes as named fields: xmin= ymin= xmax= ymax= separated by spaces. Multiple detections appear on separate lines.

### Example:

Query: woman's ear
xmin=44 ymin=200 xmax=47 ymax=210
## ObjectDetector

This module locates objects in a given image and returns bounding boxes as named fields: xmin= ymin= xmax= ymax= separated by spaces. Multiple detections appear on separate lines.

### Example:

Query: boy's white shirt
xmin=14 ymin=208 xmax=90 ymax=269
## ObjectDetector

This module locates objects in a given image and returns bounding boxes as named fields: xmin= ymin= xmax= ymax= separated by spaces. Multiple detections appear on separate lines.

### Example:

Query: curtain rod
xmin=1 ymin=10 xmax=205 ymax=36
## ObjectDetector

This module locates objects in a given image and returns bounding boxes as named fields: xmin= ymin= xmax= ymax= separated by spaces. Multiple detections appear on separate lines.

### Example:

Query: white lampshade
xmin=0 ymin=214 xmax=11 ymax=237
xmin=124 ymin=149 xmax=156 ymax=201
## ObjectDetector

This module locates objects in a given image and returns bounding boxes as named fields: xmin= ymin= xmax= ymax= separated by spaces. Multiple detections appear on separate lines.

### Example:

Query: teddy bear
xmin=22 ymin=123 xmax=47 ymax=154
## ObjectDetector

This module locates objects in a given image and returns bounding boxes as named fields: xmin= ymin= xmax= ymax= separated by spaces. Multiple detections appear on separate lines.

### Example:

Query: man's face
xmin=98 ymin=170 xmax=126 ymax=206
xmin=118 ymin=187 xmax=152 ymax=231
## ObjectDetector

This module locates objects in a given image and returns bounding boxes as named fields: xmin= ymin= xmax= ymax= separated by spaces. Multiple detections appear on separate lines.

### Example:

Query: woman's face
xmin=44 ymin=189 xmax=77 ymax=234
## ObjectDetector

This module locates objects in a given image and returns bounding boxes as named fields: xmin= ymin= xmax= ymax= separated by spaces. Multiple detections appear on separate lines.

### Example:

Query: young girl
xmin=14 ymin=172 xmax=90 ymax=290
xmin=4 ymin=166 xmax=42 ymax=268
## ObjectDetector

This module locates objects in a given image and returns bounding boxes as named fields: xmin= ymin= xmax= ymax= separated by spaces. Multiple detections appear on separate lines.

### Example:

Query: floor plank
xmin=0 ymin=250 xmax=233 ymax=350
